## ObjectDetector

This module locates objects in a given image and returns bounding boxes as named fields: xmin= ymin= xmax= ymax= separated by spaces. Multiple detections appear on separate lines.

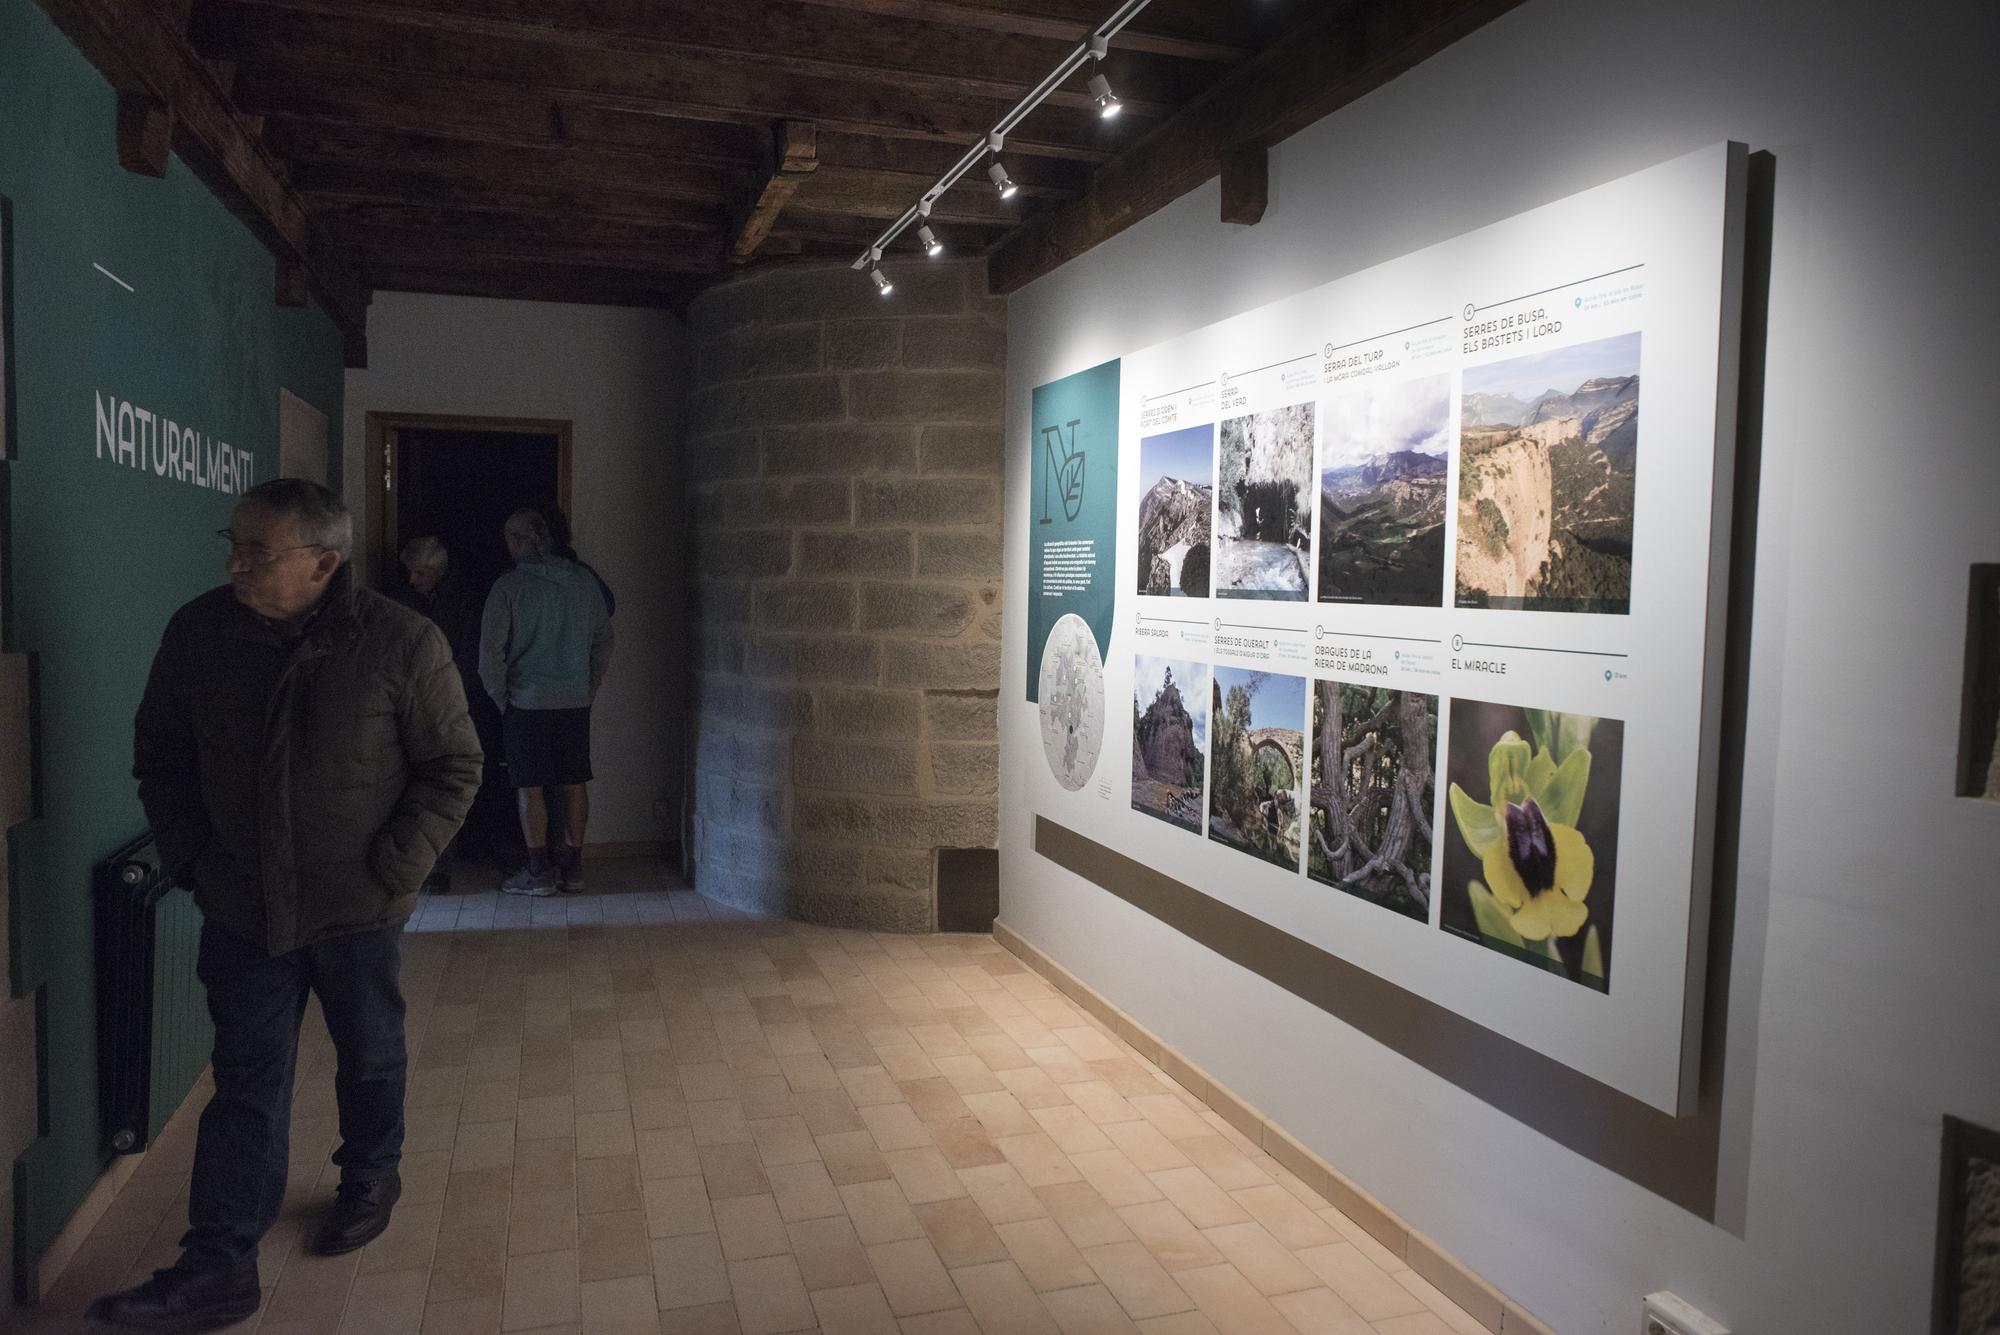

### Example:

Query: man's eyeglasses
xmin=217 ymin=529 xmax=325 ymax=567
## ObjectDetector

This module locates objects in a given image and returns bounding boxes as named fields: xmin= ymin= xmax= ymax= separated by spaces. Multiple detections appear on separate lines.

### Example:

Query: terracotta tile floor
xmin=24 ymin=863 xmax=1486 ymax=1335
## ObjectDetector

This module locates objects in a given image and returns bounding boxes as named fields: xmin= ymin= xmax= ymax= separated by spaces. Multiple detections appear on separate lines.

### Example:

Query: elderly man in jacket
xmin=91 ymin=479 xmax=482 ymax=1333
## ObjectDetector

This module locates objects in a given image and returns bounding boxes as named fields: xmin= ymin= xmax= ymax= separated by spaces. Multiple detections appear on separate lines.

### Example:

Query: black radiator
xmin=94 ymin=834 xmax=211 ymax=1156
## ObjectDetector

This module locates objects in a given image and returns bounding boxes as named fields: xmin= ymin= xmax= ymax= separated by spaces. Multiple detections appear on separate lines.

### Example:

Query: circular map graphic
xmin=1037 ymin=614 xmax=1105 ymax=791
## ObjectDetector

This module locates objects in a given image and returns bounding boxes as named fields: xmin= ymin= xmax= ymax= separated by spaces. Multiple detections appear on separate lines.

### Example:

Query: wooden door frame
xmin=362 ymin=411 xmax=573 ymax=590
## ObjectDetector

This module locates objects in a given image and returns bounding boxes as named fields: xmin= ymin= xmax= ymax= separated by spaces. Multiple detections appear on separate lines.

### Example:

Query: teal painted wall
xmin=0 ymin=0 xmax=346 ymax=1268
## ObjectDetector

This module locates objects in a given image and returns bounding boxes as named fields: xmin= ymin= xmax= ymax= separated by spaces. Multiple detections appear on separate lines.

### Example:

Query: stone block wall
xmin=684 ymin=260 xmax=1003 ymax=930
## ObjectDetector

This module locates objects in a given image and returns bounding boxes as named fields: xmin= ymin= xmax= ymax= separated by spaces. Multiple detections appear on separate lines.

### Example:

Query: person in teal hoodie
xmin=480 ymin=507 xmax=614 ymax=895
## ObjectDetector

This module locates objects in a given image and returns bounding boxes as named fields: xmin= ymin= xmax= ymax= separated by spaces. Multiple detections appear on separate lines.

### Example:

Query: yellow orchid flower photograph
xmin=1438 ymin=700 xmax=1624 ymax=992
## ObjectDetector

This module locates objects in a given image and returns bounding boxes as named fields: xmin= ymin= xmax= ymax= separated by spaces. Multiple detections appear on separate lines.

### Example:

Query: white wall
xmin=345 ymin=292 xmax=687 ymax=847
xmin=1000 ymin=1 xmax=2000 ymax=1332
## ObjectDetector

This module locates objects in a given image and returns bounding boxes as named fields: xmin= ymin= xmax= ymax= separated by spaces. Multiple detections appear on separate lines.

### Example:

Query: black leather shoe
xmin=310 ymin=1174 xmax=401 ymax=1255
xmin=86 ymin=1264 xmax=260 ymax=1331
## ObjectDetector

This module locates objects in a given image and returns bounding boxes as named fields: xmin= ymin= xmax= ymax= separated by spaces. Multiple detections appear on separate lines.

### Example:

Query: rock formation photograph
xmin=1135 ymin=424 xmax=1214 ymax=598
xmin=1317 ymin=373 xmax=1451 ymax=606
xmin=1216 ymin=403 xmax=1315 ymax=600
xmin=1307 ymin=683 xmax=1437 ymax=920
xmin=1456 ymin=331 xmax=1641 ymax=614
xmin=1207 ymin=666 xmax=1306 ymax=869
xmin=1131 ymin=657 xmax=1208 ymax=831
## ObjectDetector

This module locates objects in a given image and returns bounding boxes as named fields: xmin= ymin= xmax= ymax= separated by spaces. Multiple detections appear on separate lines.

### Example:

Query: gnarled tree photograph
xmin=1307 ymin=683 xmax=1438 ymax=921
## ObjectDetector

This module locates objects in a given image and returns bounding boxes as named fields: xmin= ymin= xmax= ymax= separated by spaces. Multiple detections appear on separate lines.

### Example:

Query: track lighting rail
xmin=852 ymin=0 xmax=1153 ymax=287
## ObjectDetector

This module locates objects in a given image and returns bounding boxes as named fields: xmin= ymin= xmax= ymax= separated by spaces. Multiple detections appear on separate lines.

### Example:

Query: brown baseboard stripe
xmin=994 ymin=917 xmax=1561 ymax=1335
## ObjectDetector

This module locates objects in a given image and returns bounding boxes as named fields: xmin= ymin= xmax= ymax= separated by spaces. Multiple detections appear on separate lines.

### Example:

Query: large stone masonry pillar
xmin=684 ymin=260 xmax=1004 ymax=929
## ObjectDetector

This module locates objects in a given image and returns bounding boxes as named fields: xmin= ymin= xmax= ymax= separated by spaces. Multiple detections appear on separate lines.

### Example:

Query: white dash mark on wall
xmin=92 ymin=263 xmax=134 ymax=293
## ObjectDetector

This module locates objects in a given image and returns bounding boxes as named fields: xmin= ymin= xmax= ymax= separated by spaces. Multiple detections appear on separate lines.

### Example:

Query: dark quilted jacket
xmin=133 ymin=565 xmax=483 ymax=956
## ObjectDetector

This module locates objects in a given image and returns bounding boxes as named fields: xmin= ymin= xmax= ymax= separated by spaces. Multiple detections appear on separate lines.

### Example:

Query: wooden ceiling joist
xmin=34 ymin=0 xmax=370 ymax=357
xmin=781 ymin=0 xmax=1252 ymax=64
xmin=987 ymin=0 xmax=1527 ymax=294
xmin=193 ymin=0 xmax=1204 ymax=115
xmin=188 ymin=2 xmax=1131 ymax=162
xmin=730 ymin=121 xmax=818 ymax=264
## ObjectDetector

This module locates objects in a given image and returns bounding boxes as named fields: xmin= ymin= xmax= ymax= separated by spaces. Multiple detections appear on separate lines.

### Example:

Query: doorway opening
xmin=363 ymin=412 xmax=575 ymax=871
xmin=364 ymin=412 xmax=572 ymax=594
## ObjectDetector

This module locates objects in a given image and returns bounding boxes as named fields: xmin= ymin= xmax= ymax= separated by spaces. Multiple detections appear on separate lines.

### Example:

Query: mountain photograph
xmin=1317 ymin=373 xmax=1451 ymax=606
xmin=1217 ymin=403 xmax=1316 ymax=600
xmin=1131 ymin=656 xmax=1208 ymax=831
xmin=1135 ymin=424 xmax=1214 ymax=597
xmin=1455 ymin=331 xmax=1642 ymax=614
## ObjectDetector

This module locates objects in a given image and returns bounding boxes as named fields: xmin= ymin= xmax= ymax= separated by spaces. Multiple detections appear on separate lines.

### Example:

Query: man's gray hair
xmin=242 ymin=478 xmax=352 ymax=557
xmin=400 ymin=535 xmax=449 ymax=569
xmin=505 ymin=507 xmax=553 ymax=558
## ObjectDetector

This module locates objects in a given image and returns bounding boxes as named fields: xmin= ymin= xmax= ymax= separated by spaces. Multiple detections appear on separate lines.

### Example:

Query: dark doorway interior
xmin=394 ymin=427 xmax=561 ymax=598
xmin=392 ymin=426 xmax=563 ymax=870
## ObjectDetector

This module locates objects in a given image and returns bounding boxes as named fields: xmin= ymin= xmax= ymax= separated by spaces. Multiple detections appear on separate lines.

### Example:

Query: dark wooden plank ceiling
xmin=178 ymin=0 xmax=1321 ymax=309
xmin=29 ymin=0 xmax=1523 ymax=330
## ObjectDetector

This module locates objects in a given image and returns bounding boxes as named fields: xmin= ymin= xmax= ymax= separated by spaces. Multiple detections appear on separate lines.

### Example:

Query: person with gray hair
xmin=481 ymin=505 xmax=613 ymax=895
xmin=395 ymin=532 xmax=486 ymax=890
xmin=97 ymin=478 xmax=483 ymax=1331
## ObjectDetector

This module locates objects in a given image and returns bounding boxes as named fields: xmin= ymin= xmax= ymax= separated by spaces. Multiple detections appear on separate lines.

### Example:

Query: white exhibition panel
xmin=1023 ymin=142 xmax=1746 ymax=1115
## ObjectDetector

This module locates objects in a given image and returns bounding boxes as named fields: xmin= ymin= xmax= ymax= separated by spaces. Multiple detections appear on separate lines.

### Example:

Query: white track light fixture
xmin=986 ymin=131 xmax=1017 ymax=199
xmin=1088 ymin=34 xmax=1122 ymax=118
xmin=849 ymin=0 xmax=1156 ymax=290
xmin=917 ymin=199 xmax=943 ymax=256
xmin=1088 ymin=71 xmax=1122 ymax=118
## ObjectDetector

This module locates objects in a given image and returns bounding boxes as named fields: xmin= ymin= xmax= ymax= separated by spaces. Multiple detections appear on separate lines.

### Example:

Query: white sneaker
xmin=501 ymin=866 xmax=558 ymax=897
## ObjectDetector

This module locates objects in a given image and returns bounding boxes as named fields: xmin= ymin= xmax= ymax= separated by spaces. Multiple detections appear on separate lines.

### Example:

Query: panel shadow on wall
xmin=1958 ymin=565 xmax=1999 ymax=800
xmin=1024 ymin=150 xmax=1782 ymax=1223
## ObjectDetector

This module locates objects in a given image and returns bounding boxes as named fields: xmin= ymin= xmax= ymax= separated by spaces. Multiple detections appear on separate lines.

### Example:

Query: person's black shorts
xmin=503 ymin=706 xmax=594 ymax=788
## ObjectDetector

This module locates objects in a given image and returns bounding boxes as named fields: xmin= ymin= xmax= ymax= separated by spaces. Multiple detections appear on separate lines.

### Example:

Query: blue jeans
xmin=181 ymin=921 xmax=406 ymax=1270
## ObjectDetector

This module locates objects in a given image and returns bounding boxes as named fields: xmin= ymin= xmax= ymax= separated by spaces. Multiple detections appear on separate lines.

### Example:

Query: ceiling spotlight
xmin=917 ymin=225 xmax=943 ymax=257
xmin=1086 ymin=36 xmax=1121 ymax=119
xmin=870 ymin=266 xmax=893 ymax=296
xmin=1088 ymin=71 xmax=1122 ymax=119
xmin=987 ymin=160 xmax=1017 ymax=199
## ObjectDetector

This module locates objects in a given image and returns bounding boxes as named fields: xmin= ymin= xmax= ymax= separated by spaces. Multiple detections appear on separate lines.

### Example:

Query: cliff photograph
xmin=1455 ymin=332 xmax=1642 ymax=614
xmin=1134 ymin=424 xmax=1214 ymax=598
xmin=1216 ymin=403 xmax=1315 ymax=600
xmin=1131 ymin=657 xmax=1208 ymax=831
xmin=1317 ymin=373 xmax=1451 ymax=606
xmin=1307 ymin=683 xmax=1438 ymax=921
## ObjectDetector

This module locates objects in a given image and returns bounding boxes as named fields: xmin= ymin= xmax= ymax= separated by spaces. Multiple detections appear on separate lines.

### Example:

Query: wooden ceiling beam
xmin=987 ymin=0 xmax=1527 ymax=294
xmin=232 ymin=61 xmax=768 ymax=167
xmin=730 ymin=121 xmax=818 ymax=264
xmin=775 ymin=207 xmax=1007 ymax=252
xmin=189 ymin=2 xmax=1130 ymax=162
xmin=351 ymin=231 xmax=727 ymax=277
xmin=192 ymin=0 xmax=1191 ymax=117
xmin=781 ymin=0 xmax=1251 ymax=63
xmin=365 ymin=264 xmax=700 ymax=311
xmin=299 ymin=168 xmax=739 ymax=229
xmin=236 ymin=69 xmax=1103 ymax=195
xmin=30 ymin=0 xmax=369 ymax=349
xmin=789 ymin=163 xmax=1058 ymax=225
xmin=319 ymin=202 xmax=721 ymax=246
xmin=268 ymin=122 xmax=753 ymax=206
